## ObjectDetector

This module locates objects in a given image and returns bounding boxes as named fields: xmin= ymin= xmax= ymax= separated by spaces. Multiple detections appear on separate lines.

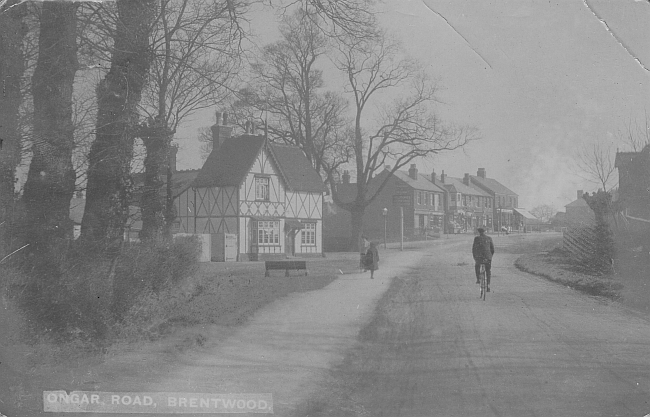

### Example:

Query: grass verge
xmin=515 ymin=245 xmax=623 ymax=299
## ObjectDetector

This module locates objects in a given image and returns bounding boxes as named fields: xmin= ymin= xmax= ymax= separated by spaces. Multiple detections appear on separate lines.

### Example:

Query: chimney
xmin=477 ymin=168 xmax=486 ymax=178
xmin=431 ymin=169 xmax=436 ymax=184
xmin=342 ymin=170 xmax=350 ymax=184
xmin=168 ymin=144 xmax=178 ymax=173
xmin=577 ymin=190 xmax=584 ymax=200
xmin=211 ymin=109 xmax=233 ymax=151
xmin=409 ymin=164 xmax=418 ymax=180
xmin=440 ymin=170 xmax=446 ymax=184
xmin=463 ymin=173 xmax=470 ymax=186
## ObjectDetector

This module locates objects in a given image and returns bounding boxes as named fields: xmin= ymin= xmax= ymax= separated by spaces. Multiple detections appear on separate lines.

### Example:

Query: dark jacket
xmin=472 ymin=234 xmax=494 ymax=262
xmin=365 ymin=243 xmax=379 ymax=271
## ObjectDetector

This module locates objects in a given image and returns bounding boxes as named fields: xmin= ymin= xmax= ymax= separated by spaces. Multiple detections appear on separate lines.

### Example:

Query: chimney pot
xmin=211 ymin=109 xmax=233 ymax=151
xmin=441 ymin=170 xmax=446 ymax=184
xmin=431 ymin=169 xmax=436 ymax=183
xmin=477 ymin=168 xmax=486 ymax=178
xmin=408 ymin=164 xmax=418 ymax=180
xmin=463 ymin=173 xmax=470 ymax=185
xmin=577 ymin=189 xmax=584 ymax=200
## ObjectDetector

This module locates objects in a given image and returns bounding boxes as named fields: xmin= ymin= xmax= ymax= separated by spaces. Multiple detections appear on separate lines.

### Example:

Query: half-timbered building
xmin=174 ymin=117 xmax=327 ymax=261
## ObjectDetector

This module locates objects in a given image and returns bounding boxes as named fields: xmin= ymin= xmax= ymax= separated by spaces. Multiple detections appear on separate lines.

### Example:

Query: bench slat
xmin=264 ymin=260 xmax=308 ymax=277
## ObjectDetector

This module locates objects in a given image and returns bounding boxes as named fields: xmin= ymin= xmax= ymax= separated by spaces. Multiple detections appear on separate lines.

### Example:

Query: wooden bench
xmin=264 ymin=260 xmax=308 ymax=277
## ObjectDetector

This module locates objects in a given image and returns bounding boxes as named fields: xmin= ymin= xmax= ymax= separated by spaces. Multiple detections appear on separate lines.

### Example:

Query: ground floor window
xmin=255 ymin=220 xmax=280 ymax=245
xmin=301 ymin=222 xmax=316 ymax=245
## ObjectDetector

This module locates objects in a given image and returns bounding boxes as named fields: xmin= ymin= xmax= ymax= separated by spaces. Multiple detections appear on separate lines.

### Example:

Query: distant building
xmin=615 ymin=145 xmax=650 ymax=225
xmin=469 ymin=168 xmax=520 ymax=232
xmin=565 ymin=189 xmax=595 ymax=227
xmin=323 ymin=164 xmax=446 ymax=250
xmin=434 ymin=171 xmax=493 ymax=233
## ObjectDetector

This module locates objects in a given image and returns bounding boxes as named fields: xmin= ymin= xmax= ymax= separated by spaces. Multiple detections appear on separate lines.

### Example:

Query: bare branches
xmin=616 ymin=113 xmax=650 ymax=152
xmin=575 ymin=140 xmax=617 ymax=192
xmin=268 ymin=0 xmax=377 ymax=41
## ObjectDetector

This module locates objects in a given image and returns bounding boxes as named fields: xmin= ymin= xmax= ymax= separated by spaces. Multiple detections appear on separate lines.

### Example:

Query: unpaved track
xmin=43 ymin=244 xmax=426 ymax=417
xmin=324 ymin=235 xmax=650 ymax=417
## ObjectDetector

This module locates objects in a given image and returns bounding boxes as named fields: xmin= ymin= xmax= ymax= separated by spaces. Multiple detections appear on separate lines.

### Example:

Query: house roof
xmin=565 ymin=197 xmax=589 ymax=208
xmin=513 ymin=208 xmax=537 ymax=220
xmin=193 ymin=134 xmax=266 ymax=188
xmin=470 ymin=176 xmax=517 ymax=196
xmin=391 ymin=170 xmax=446 ymax=193
xmin=268 ymin=144 xmax=327 ymax=193
xmin=439 ymin=176 xmax=490 ymax=196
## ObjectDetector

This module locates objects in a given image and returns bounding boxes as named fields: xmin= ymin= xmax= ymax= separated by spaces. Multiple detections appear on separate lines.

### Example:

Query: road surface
xmin=316 ymin=235 xmax=650 ymax=417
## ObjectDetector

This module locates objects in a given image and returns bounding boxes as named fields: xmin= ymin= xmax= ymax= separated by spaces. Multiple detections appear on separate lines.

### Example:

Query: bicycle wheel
xmin=479 ymin=264 xmax=486 ymax=300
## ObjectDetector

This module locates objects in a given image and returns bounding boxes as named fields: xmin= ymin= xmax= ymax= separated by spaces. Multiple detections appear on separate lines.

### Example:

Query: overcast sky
xmin=175 ymin=0 xmax=650 ymax=212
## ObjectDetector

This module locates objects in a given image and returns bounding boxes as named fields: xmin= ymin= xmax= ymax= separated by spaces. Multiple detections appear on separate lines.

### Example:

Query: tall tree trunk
xmin=22 ymin=2 xmax=77 ymax=257
xmin=137 ymin=117 xmax=173 ymax=243
xmin=81 ymin=0 xmax=156 ymax=250
xmin=349 ymin=206 xmax=365 ymax=252
xmin=0 ymin=0 xmax=27 ymax=256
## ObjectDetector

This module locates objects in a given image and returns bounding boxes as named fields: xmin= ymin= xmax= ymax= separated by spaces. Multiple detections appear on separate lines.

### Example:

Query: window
xmin=417 ymin=191 xmax=422 ymax=205
xmin=434 ymin=194 xmax=440 ymax=209
xmin=255 ymin=221 xmax=279 ymax=245
xmin=301 ymin=223 xmax=316 ymax=245
xmin=451 ymin=193 xmax=456 ymax=202
xmin=426 ymin=193 xmax=431 ymax=206
xmin=255 ymin=177 xmax=270 ymax=200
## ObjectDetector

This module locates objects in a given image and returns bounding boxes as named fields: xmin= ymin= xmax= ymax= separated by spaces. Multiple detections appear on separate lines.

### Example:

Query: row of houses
xmin=323 ymin=164 xmax=529 ymax=250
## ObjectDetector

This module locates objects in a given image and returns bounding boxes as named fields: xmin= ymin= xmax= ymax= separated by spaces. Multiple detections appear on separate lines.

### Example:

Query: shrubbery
xmin=6 ymin=236 xmax=200 ymax=347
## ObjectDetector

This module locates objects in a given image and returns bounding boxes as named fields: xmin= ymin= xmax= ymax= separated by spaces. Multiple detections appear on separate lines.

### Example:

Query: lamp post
xmin=382 ymin=208 xmax=388 ymax=248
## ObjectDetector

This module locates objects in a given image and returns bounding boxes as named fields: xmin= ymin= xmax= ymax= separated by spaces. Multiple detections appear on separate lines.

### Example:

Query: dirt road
xmin=310 ymin=234 xmax=650 ymax=417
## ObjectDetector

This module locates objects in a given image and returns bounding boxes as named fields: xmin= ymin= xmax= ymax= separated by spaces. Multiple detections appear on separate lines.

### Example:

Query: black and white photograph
xmin=1 ymin=0 xmax=649 ymax=415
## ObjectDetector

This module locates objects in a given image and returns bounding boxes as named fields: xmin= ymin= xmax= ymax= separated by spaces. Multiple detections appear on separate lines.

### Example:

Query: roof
xmin=391 ymin=170 xmax=446 ymax=193
xmin=470 ymin=176 xmax=517 ymax=196
xmin=193 ymin=134 xmax=266 ymax=188
xmin=439 ymin=176 xmax=490 ymax=196
xmin=565 ymin=197 xmax=589 ymax=208
xmin=268 ymin=144 xmax=327 ymax=193
xmin=513 ymin=208 xmax=537 ymax=220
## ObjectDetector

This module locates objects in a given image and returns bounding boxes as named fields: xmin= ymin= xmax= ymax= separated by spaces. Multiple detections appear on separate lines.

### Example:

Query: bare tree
xmin=530 ymin=204 xmax=556 ymax=223
xmin=575 ymin=141 xmax=617 ymax=192
xmin=136 ymin=0 xmax=248 ymax=242
xmin=234 ymin=8 xmax=350 ymax=176
xmin=21 ymin=1 xmax=78 ymax=258
xmin=81 ymin=0 xmax=157 ymax=250
xmin=0 ymin=0 xmax=27 ymax=255
xmin=331 ymin=33 xmax=478 ymax=250
xmin=617 ymin=114 xmax=650 ymax=152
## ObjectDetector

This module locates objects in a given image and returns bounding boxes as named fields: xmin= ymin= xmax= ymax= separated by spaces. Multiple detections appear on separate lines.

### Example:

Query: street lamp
xmin=382 ymin=208 xmax=388 ymax=248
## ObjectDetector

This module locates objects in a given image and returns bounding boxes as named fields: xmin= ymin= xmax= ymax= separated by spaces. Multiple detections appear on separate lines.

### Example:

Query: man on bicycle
xmin=472 ymin=227 xmax=495 ymax=291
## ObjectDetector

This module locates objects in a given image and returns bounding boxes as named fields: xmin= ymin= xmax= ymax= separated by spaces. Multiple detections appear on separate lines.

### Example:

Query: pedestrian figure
xmin=359 ymin=235 xmax=370 ymax=272
xmin=364 ymin=241 xmax=379 ymax=279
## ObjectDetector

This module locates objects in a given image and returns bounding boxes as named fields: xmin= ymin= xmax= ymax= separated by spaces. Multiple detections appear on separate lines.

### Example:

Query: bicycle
xmin=478 ymin=263 xmax=487 ymax=300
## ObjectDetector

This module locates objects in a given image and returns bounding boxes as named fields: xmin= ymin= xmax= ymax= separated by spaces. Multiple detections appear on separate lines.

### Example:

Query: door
xmin=285 ymin=231 xmax=295 ymax=256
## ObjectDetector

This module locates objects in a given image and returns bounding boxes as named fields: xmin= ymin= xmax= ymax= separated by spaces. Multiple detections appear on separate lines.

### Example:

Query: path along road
xmin=327 ymin=235 xmax=650 ymax=417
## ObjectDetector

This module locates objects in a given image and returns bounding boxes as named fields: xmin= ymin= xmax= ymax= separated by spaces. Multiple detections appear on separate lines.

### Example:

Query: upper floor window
xmin=426 ymin=193 xmax=431 ymax=206
xmin=417 ymin=191 xmax=422 ymax=205
xmin=255 ymin=176 xmax=270 ymax=200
